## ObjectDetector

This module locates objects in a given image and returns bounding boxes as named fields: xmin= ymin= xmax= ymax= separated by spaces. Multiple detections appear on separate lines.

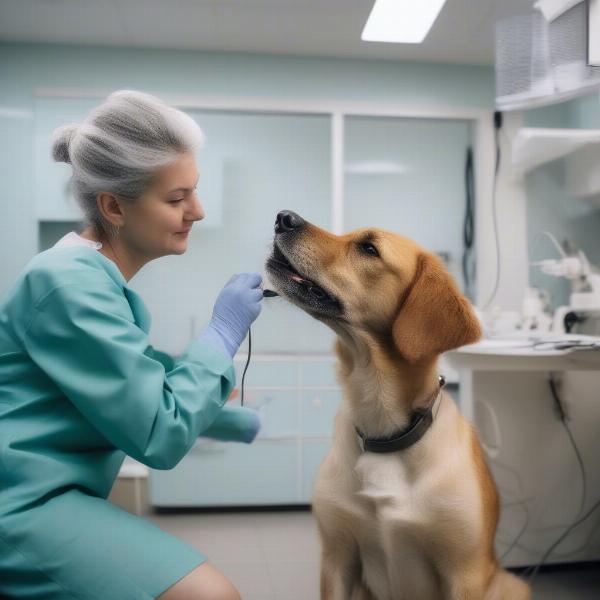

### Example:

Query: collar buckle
xmin=357 ymin=432 xmax=366 ymax=452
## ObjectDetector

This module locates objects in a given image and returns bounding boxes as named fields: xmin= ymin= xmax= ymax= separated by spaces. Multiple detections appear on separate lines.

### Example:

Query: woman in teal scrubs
xmin=0 ymin=90 xmax=263 ymax=599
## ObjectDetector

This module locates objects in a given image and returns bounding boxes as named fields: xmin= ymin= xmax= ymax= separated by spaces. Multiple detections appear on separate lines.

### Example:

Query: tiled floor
xmin=148 ymin=509 xmax=599 ymax=599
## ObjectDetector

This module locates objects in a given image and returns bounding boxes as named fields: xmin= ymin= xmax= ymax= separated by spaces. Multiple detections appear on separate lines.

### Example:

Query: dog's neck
xmin=332 ymin=326 xmax=440 ymax=440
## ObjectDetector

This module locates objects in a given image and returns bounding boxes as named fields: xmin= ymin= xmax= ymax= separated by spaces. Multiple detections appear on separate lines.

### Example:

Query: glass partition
xmin=344 ymin=116 xmax=473 ymax=291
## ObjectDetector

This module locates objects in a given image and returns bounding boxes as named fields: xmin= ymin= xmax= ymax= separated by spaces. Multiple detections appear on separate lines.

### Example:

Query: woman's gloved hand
xmin=201 ymin=405 xmax=262 ymax=444
xmin=198 ymin=273 xmax=263 ymax=358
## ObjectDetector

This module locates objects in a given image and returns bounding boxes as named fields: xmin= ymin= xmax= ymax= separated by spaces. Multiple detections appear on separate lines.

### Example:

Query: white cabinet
xmin=149 ymin=355 xmax=341 ymax=507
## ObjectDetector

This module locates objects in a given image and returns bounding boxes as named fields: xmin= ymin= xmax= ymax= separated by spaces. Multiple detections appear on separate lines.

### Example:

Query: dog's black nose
xmin=275 ymin=210 xmax=305 ymax=234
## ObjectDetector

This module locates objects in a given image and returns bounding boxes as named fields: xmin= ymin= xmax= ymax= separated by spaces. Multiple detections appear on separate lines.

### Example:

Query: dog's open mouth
xmin=266 ymin=243 xmax=343 ymax=316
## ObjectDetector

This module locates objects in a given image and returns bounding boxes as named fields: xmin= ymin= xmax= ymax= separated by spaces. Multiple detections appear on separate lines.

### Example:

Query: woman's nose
xmin=188 ymin=195 xmax=205 ymax=222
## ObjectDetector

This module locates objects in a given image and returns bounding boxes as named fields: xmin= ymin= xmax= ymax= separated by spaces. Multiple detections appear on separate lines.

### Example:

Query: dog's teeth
xmin=291 ymin=274 xmax=304 ymax=283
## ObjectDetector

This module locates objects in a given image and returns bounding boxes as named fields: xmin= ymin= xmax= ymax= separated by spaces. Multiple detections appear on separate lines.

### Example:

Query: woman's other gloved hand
xmin=201 ymin=405 xmax=262 ymax=444
xmin=198 ymin=273 xmax=263 ymax=358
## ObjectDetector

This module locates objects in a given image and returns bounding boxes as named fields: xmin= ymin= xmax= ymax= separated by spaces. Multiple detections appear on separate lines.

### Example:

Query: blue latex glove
xmin=201 ymin=405 xmax=262 ymax=443
xmin=198 ymin=273 xmax=263 ymax=358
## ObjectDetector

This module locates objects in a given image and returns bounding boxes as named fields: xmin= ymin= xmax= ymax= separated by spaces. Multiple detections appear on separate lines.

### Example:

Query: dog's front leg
xmin=320 ymin=542 xmax=363 ymax=600
xmin=442 ymin=567 xmax=487 ymax=600
xmin=350 ymin=581 xmax=377 ymax=600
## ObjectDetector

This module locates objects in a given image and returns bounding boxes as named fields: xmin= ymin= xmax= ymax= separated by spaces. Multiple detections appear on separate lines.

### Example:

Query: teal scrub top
xmin=0 ymin=244 xmax=259 ymax=598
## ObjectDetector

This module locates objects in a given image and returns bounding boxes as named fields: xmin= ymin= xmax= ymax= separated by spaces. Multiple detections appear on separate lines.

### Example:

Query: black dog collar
xmin=356 ymin=375 xmax=446 ymax=453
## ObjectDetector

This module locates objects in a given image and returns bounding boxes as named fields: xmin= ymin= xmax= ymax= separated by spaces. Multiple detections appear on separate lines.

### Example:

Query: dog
xmin=265 ymin=211 xmax=530 ymax=600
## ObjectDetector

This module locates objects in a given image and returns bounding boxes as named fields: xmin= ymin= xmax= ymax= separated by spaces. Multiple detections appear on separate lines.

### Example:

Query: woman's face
xmin=122 ymin=152 xmax=205 ymax=258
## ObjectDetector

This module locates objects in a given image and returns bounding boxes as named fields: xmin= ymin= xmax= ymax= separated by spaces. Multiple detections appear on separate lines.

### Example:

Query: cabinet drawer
xmin=150 ymin=438 xmax=299 ymax=506
xmin=301 ymin=390 xmax=341 ymax=437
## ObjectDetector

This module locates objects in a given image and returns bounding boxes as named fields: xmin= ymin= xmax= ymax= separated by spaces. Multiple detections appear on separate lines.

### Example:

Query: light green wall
xmin=0 ymin=42 xmax=495 ymax=295
xmin=565 ymin=92 xmax=600 ymax=129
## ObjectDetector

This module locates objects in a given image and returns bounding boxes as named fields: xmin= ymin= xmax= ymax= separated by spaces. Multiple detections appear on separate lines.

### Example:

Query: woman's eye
xmin=360 ymin=242 xmax=379 ymax=257
xmin=168 ymin=198 xmax=184 ymax=204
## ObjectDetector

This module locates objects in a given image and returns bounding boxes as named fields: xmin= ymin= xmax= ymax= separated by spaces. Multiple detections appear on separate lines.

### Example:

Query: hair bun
xmin=51 ymin=123 xmax=78 ymax=163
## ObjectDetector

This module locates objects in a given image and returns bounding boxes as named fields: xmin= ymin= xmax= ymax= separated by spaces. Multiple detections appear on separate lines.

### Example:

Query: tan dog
xmin=266 ymin=211 xmax=530 ymax=600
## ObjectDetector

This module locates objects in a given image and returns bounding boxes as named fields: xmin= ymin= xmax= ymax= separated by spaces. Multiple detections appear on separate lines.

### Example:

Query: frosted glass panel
xmin=131 ymin=111 xmax=334 ymax=355
xmin=344 ymin=116 xmax=472 ymax=290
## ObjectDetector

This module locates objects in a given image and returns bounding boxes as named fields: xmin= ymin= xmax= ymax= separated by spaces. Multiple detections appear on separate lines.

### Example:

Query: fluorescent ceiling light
xmin=345 ymin=161 xmax=410 ymax=175
xmin=362 ymin=0 xmax=448 ymax=44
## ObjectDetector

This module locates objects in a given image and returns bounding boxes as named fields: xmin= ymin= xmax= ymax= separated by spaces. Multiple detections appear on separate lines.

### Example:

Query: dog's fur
xmin=266 ymin=214 xmax=530 ymax=600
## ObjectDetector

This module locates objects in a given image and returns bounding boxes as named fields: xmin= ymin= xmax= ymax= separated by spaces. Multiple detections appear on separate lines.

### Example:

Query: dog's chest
xmin=350 ymin=453 xmax=441 ymax=599
xmin=354 ymin=452 xmax=425 ymax=527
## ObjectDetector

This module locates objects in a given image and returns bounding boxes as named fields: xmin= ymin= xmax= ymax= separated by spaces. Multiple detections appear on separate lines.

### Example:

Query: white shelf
xmin=511 ymin=127 xmax=600 ymax=175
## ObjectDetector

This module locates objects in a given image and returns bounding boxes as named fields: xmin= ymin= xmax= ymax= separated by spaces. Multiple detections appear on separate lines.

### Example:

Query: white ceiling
xmin=0 ymin=0 xmax=535 ymax=65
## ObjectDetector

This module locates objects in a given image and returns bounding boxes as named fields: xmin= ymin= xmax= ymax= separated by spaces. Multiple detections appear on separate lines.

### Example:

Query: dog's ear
xmin=392 ymin=253 xmax=481 ymax=363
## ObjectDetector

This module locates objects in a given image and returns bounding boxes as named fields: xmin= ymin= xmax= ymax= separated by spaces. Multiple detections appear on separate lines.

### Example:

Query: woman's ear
xmin=392 ymin=253 xmax=482 ymax=363
xmin=96 ymin=192 xmax=125 ymax=228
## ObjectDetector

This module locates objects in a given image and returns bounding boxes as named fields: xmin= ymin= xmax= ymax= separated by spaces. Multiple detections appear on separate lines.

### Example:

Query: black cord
xmin=240 ymin=326 xmax=251 ymax=407
xmin=525 ymin=496 xmax=600 ymax=583
xmin=483 ymin=112 xmax=502 ymax=309
xmin=522 ymin=375 xmax=589 ymax=583
xmin=462 ymin=147 xmax=475 ymax=301
xmin=548 ymin=375 xmax=587 ymax=518
xmin=240 ymin=291 xmax=278 ymax=407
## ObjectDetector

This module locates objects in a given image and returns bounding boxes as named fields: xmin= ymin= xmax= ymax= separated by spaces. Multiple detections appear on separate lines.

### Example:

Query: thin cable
xmin=539 ymin=231 xmax=567 ymax=259
xmin=494 ymin=457 xmax=533 ymax=561
xmin=240 ymin=326 xmax=252 ymax=407
xmin=482 ymin=123 xmax=502 ymax=309
xmin=525 ymin=496 xmax=600 ymax=582
xmin=522 ymin=376 xmax=590 ymax=582
xmin=549 ymin=375 xmax=587 ymax=518
xmin=500 ymin=502 xmax=531 ymax=561
xmin=240 ymin=290 xmax=278 ymax=406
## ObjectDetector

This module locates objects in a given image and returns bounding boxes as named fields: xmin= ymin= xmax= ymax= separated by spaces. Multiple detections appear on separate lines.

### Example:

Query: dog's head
xmin=265 ymin=210 xmax=481 ymax=364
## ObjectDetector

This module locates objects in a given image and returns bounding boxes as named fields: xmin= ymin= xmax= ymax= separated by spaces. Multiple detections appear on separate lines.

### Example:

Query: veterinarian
xmin=0 ymin=90 xmax=262 ymax=599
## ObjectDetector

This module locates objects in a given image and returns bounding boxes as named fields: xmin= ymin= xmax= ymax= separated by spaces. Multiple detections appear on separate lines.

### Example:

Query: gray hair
xmin=51 ymin=90 xmax=205 ymax=234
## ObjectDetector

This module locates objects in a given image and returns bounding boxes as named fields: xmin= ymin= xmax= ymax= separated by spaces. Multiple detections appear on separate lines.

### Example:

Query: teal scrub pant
xmin=0 ymin=490 xmax=207 ymax=599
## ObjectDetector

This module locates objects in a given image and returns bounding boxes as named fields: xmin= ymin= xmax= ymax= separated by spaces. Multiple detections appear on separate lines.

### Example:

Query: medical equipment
xmin=531 ymin=246 xmax=600 ymax=334
xmin=521 ymin=287 xmax=553 ymax=333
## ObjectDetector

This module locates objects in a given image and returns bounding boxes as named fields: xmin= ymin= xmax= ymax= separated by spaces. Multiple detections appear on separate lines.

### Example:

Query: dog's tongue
xmin=291 ymin=273 xmax=309 ymax=284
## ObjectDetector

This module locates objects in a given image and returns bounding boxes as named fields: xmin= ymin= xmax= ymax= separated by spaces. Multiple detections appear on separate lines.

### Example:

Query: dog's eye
xmin=359 ymin=242 xmax=379 ymax=258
